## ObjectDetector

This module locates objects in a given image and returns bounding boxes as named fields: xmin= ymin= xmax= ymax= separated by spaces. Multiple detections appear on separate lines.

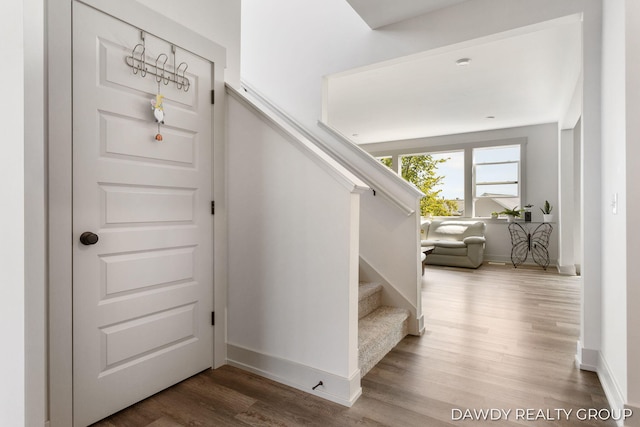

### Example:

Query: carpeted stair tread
xmin=358 ymin=282 xmax=382 ymax=319
xmin=358 ymin=282 xmax=382 ymax=300
xmin=358 ymin=306 xmax=410 ymax=376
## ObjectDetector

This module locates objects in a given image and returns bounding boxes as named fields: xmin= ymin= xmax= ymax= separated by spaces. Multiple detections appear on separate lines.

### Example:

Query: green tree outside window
xmin=380 ymin=155 xmax=458 ymax=216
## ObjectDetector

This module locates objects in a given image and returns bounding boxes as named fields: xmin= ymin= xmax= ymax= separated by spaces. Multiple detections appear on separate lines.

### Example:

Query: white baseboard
xmin=557 ymin=264 xmax=577 ymax=276
xmin=483 ymin=255 xmax=513 ymax=264
xmin=416 ymin=313 xmax=425 ymax=336
xmin=575 ymin=342 xmax=637 ymax=427
xmin=597 ymin=352 xmax=627 ymax=426
xmin=226 ymin=343 xmax=361 ymax=407
xmin=575 ymin=341 xmax=598 ymax=371
xmin=484 ymin=254 xmax=559 ymax=269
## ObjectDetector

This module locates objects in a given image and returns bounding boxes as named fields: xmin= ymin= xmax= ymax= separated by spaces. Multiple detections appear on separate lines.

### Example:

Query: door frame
xmin=48 ymin=1 xmax=228 ymax=425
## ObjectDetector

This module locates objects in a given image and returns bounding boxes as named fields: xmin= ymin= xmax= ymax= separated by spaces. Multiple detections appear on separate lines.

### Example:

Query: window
xmin=378 ymin=153 xmax=461 ymax=216
xmin=473 ymin=145 xmax=521 ymax=217
xmin=377 ymin=156 xmax=392 ymax=169
xmin=430 ymin=151 xmax=464 ymax=216
xmin=375 ymin=140 xmax=524 ymax=218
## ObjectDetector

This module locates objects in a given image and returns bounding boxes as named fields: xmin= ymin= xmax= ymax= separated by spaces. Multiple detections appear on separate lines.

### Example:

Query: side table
xmin=507 ymin=222 xmax=553 ymax=270
xmin=421 ymin=245 xmax=435 ymax=275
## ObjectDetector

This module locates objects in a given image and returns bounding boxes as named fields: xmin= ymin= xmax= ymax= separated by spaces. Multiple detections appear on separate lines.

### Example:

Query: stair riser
xmin=358 ymin=290 xmax=381 ymax=319
xmin=359 ymin=318 xmax=408 ymax=377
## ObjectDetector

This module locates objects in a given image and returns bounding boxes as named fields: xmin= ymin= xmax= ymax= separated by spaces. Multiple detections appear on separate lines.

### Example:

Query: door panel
xmin=100 ymin=247 xmax=196 ymax=295
xmin=101 ymin=185 xmax=196 ymax=224
xmin=72 ymin=3 xmax=213 ymax=425
xmin=100 ymin=112 xmax=197 ymax=166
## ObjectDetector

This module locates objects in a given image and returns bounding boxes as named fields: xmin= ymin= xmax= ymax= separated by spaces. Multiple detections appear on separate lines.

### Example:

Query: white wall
xmin=558 ymin=74 xmax=581 ymax=276
xmin=595 ymin=1 xmax=640 ymax=420
xmin=225 ymin=92 xmax=363 ymax=405
xmin=364 ymin=123 xmax=560 ymax=265
xmin=573 ymin=120 xmax=583 ymax=274
xmin=240 ymin=83 xmax=425 ymax=336
xmin=558 ymin=129 xmax=576 ymax=274
xmin=135 ymin=0 xmax=241 ymax=86
xmin=359 ymin=191 xmax=422 ymax=334
xmin=0 ymin=0 xmax=25 ymax=425
xmin=625 ymin=0 xmax=640 ymax=418
xmin=600 ymin=0 xmax=628 ymax=406
xmin=242 ymin=0 xmax=603 ymax=359
xmin=577 ymin=0 xmax=603 ymax=376
xmin=242 ymin=0 xmax=600 ymax=139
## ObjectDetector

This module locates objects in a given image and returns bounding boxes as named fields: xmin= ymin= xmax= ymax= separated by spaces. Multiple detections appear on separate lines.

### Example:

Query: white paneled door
xmin=72 ymin=3 xmax=214 ymax=425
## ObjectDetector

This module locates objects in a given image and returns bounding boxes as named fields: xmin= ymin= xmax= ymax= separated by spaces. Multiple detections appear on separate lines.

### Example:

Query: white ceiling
xmin=346 ymin=0 xmax=469 ymax=29
xmin=325 ymin=13 xmax=583 ymax=145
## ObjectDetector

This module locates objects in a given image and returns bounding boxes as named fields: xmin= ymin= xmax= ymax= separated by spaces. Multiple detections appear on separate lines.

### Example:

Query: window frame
xmin=473 ymin=148 xmax=521 ymax=196
xmin=374 ymin=138 xmax=526 ymax=218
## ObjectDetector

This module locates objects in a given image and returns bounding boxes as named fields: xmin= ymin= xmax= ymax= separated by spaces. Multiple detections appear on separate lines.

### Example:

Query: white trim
xmin=48 ymin=1 xmax=228 ymax=424
xmin=226 ymin=85 xmax=369 ymax=194
xmin=77 ymin=0 xmax=226 ymax=66
xmin=483 ymin=255 xmax=517 ymax=265
xmin=575 ymin=341 xmax=599 ymax=372
xmin=318 ymin=121 xmax=423 ymax=216
xmin=557 ymin=264 xmax=578 ymax=276
xmin=483 ymin=254 xmax=559 ymax=269
xmin=24 ymin=0 xmax=47 ymax=424
xmin=226 ymin=344 xmax=362 ymax=407
xmin=597 ymin=352 xmax=627 ymax=427
xmin=48 ymin=1 xmax=73 ymax=424
xmin=571 ymin=343 xmax=637 ymax=426
xmin=213 ymin=69 xmax=228 ymax=371
xmin=364 ymin=136 xmax=528 ymax=157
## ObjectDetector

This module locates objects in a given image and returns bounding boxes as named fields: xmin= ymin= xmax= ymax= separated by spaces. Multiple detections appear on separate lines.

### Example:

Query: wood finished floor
xmin=93 ymin=264 xmax=616 ymax=427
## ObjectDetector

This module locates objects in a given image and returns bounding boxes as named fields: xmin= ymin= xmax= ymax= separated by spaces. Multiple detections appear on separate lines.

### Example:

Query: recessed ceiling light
xmin=486 ymin=116 xmax=495 ymax=119
xmin=352 ymin=133 xmax=359 ymax=137
xmin=456 ymin=58 xmax=471 ymax=66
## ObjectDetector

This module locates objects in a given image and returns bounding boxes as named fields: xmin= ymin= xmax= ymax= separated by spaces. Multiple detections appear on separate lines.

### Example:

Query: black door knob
xmin=80 ymin=232 xmax=99 ymax=245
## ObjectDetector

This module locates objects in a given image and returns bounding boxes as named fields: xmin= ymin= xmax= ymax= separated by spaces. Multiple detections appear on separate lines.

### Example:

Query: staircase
xmin=358 ymin=282 xmax=410 ymax=377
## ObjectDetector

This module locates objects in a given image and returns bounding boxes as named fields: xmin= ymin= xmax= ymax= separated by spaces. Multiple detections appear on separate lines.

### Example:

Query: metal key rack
xmin=125 ymin=31 xmax=190 ymax=92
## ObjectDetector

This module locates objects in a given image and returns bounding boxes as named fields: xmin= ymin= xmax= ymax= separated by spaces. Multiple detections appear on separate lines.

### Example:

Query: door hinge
xmin=211 ymin=311 xmax=215 ymax=326
xmin=211 ymin=200 xmax=215 ymax=215
xmin=211 ymin=89 xmax=215 ymax=105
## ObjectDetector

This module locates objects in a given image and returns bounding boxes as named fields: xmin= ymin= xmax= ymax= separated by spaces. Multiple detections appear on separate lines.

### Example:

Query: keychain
xmin=150 ymin=86 xmax=165 ymax=141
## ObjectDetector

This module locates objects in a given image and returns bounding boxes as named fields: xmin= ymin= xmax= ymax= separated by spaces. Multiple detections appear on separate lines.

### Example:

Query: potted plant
xmin=540 ymin=200 xmax=553 ymax=223
xmin=500 ymin=206 xmax=521 ymax=222
xmin=491 ymin=211 xmax=499 ymax=219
